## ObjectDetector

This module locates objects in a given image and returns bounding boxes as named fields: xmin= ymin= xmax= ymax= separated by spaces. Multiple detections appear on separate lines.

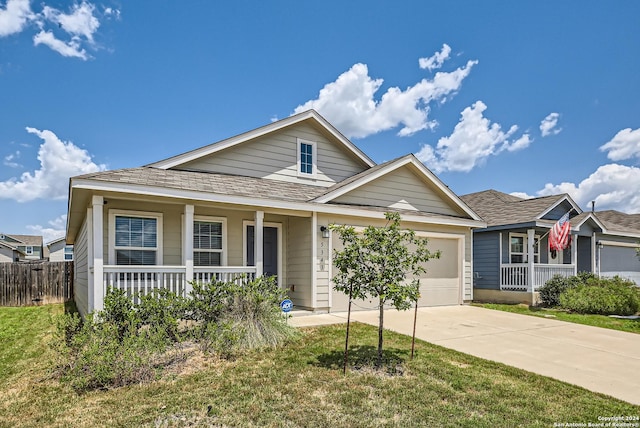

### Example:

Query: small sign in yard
xmin=280 ymin=299 xmax=293 ymax=313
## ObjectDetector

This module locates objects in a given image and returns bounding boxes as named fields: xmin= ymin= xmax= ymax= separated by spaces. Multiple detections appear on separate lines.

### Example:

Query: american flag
xmin=549 ymin=211 xmax=571 ymax=251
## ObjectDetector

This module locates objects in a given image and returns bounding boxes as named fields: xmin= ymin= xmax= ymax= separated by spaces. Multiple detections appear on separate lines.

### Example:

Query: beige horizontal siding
xmin=333 ymin=167 xmax=465 ymax=216
xmin=180 ymin=123 xmax=366 ymax=187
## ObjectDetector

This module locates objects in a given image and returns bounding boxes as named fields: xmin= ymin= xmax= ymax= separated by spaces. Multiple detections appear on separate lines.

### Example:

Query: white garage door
xmin=330 ymin=236 xmax=461 ymax=312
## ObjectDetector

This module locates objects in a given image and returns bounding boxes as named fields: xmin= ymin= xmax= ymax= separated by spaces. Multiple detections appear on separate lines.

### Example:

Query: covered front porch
xmin=498 ymin=228 xmax=577 ymax=292
xmin=84 ymin=194 xmax=319 ymax=313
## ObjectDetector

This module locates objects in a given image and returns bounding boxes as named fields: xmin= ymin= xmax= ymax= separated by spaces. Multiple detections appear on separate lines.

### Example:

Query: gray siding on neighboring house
xmin=577 ymin=235 xmax=592 ymax=273
xmin=599 ymin=238 xmax=640 ymax=284
xmin=74 ymin=217 xmax=89 ymax=318
xmin=332 ymin=167 xmax=465 ymax=217
xmin=472 ymin=232 xmax=500 ymax=290
xmin=180 ymin=123 xmax=366 ymax=187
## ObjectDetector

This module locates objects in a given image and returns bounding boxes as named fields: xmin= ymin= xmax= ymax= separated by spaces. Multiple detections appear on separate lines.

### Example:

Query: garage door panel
xmin=418 ymin=278 xmax=459 ymax=306
xmin=331 ymin=235 xmax=461 ymax=311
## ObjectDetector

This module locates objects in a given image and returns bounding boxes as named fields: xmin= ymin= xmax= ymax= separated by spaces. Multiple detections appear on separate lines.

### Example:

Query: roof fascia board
xmin=600 ymin=229 xmax=640 ymax=239
xmin=572 ymin=213 xmax=606 ymax=231
xmin=537 ymin=194 xmax=583 ymax=219
xmin=71 ymin=179 xmax=485 ymax=229
xmin=147 ymin=110 xmax=375 ymax=170
xmin=315 ymin=155 xmax=482 ymax=221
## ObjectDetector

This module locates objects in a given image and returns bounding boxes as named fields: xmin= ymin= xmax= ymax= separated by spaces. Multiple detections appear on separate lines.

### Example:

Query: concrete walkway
xmin=290 ymin=305 xmax=640 ymax=406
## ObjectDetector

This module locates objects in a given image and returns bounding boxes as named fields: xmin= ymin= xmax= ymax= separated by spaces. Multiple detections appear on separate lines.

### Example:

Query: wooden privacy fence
xmin=0 ymin=261 xmax=73 ymax=306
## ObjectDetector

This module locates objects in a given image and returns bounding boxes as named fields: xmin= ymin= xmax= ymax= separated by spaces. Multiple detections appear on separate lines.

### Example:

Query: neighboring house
xmin=47 ymin=237 xmax=73 ymax=262
xmin=590 ymin=210 xmax=640 ymax=284
xmin=460 ymin=190 xmax=640 ymax=304
xmin=0 ymin=241 xmax=24 ymax=262
xmin=66 ymin=110 xmax=485 ymax=318
xmin=0 ymin=233 xmax=44 ymax=261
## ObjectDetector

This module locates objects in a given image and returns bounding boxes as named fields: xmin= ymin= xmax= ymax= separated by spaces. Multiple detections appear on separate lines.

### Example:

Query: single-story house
xmin=460 ymin=190 xmax=640 ymax=304
xmin=0 ymin=233 xmax=44 ymax=261
xmin=66 ymin=110 xmax=485 ymax=318
xmin=47 ymin=237 xmax=74 ymax=262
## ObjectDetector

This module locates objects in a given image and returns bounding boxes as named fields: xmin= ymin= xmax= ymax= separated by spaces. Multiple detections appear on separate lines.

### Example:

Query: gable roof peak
xmin=146 ymin=109 xmax=375 ymax=170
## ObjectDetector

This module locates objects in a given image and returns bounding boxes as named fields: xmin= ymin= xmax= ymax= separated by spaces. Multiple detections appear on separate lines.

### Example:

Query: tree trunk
xmin=377 ymin=297 xmax=384 ymax=368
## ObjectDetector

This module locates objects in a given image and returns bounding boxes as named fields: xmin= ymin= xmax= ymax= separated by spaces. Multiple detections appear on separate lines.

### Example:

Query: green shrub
xmin=538 ymin=272 xmax=595 ymax=307
xmin=54 ymin=311 xmax=169 ymax=391
xmin=137 ymin=288 xmax=188 ymax=343
xmin=198 ymin=320 xmax=240 ymax=357
xmin=55 ymin=277 xmax=299 ymax=391
xmin=102 ymin=287 xmax=139 ymax=340
xmin=188 ymin=279 xmax=235 ymax=324
xmin=559 ymin=276 xmax=640 ymax=315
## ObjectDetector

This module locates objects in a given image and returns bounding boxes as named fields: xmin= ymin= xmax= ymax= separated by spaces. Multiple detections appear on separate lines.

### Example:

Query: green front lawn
xmin=474 ymin=303 xmax=640 ymax=334
xmin=0 ymin=304 xmax=638 ymax=427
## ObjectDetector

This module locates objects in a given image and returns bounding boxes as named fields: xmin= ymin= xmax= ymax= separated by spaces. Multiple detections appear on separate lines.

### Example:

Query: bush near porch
xmin=54 ymin=276 xmax=298 ymax=391
xmin=538 ymin=273 xmax=640 ymax=316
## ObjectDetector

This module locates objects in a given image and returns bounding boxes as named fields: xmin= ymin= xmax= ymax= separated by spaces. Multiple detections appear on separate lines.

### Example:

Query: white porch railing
xmin=500 ymin=263 xmax=575 ymax=291
xmin=103 ymin=265 xmax=258 ymax=300
xmin=193 ymin=266 xmax=257 ymax=285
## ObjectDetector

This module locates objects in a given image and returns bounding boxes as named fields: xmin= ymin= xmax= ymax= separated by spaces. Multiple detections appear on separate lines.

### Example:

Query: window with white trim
xmin=26 ymin=246 xmax=33 ymax=255
xmin=297 ymin=138 xmax=316 ymax=177
xmin=64 ymin=245 xmax=73 ymax=261
xmin=113 ymin=214 xmax=159 ymax=265
xmin=193 ymin=218 xmax=225 ymax=266
xmin=509 ymin=233 xmax=539 ymax=263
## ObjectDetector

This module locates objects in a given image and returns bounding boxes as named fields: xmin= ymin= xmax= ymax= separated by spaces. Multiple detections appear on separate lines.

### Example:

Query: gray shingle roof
xmin=74 ymin=166 xmax=476 ymax=222
xmin=460 ymin=189 xmax=565 ymax=227
xmin=595 ymin=210 xmax=640 ymax=235
xmin=2 ymin=234 xmax=43 ymax=246
xmin=75 ymin=167 xmax=329 ymax=203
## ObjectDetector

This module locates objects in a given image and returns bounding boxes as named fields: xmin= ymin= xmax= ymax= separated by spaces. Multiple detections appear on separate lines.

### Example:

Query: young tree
xmin=330 ymin=212 xmax=441 ymax=368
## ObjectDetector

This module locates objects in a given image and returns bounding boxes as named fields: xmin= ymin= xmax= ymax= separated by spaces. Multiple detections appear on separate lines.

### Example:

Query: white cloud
xmin=539 ymin=112 xmax=562 ymax=137
xmin=3 ymin=150 xmax=21 ymax=168
xmin=0 ymin=127 xmax=106 ymax=202
xmin=33 ymin=30 xmax=88 ymax=59
xmin=27 ymin=214 xmax=67 ymax=243
xmin=42 ymin=1 xmax=99 ymax=43
xmin=104 ymin=7 xmax=120 ymax=20
xmin=419 ymin=44 xmax=451 ymax=71
xmin=599 ymin=127 xmax=640 ymax=161
xmin=0 ymin=1 xmax=112 ymax=59
xmin=537 ymin=163 xmax=640 ymax=213
xmin=416 ymin=101 xmax=531 ymax=173
xmin=510 ymin=192 xmax=534 ymax=199
xmin=0 ymin=0 xmax=32 ymax=37
xmin=293 ymin=47 xmax=478 ymax=139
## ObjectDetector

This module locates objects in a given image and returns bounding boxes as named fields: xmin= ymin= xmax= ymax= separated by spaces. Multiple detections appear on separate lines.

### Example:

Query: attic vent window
xmin=297 ymin=138 xmax=317 ymax=178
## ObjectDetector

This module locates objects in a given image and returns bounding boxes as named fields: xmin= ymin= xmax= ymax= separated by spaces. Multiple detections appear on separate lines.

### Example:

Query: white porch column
xmin=498 ymin=232 xmax=503 ymax=289
xmin=183 ymin=204 xmax=194 ymax=295
xmin=571 ymin=233 xmax=578 ymax=275
xmin=92 ymin=195 xmax=104 ymax=312
xmin=527 ymin=228 xmax=535 ymax=297
xmin=254 ymin=210 xmax=264 ymax=277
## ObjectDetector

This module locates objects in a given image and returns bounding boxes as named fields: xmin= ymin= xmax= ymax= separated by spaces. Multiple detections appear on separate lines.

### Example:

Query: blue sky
xmin=1 ymin=1 xmax=640 ymax=242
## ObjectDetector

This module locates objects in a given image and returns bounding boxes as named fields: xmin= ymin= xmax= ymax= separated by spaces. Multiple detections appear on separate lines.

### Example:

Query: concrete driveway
xmin=290 ymin=305 xmax=640 ymax=405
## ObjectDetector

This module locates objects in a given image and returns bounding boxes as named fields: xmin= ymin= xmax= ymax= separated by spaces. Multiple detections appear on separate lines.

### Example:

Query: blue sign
xmin=280 ymin=299 xmax=293 ymax=313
